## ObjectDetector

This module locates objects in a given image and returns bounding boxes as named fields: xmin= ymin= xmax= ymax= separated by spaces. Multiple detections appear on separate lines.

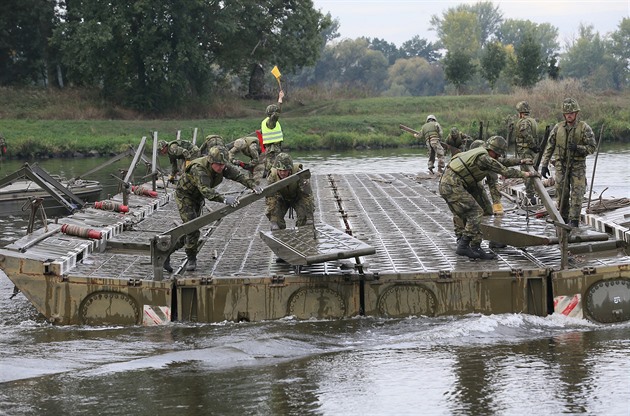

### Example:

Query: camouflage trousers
xmin=426 ymin=138 xmax=445 ymax=172
xmin=263 ymin=143 xmax=283 ymax=175
xmin=555 ymin=163 xmax=587 ymax=222
xmin=174 ymin=192 xmax=204 ymax=257
xmin=518 ymin=148 xmax=537 ymax=200
xmin=265 ymin=195 xmax=314 ymax=230
xmin=439 ymin=170 xmax=486 ymax=245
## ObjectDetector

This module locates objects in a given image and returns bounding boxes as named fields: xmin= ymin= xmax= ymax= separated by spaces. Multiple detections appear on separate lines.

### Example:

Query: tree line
xmin=2 ymin=0 xmax=629 ymax=114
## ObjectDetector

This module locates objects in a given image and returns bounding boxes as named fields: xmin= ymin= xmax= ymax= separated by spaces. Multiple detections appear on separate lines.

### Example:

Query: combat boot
xmin=186 ymin=255 xmax=197 ymax=271
xmin=428 ymin=167 xmax=434 ymax=174
xmin=570 ymin=219 xmax=580 ymax=228
xmin=471 ymin=243 xmax=497 ymax=260
xmin=456 ymin=237 xmax=480 ymax=259
xmin=163 ymin=256 xmax=173 ymax=273
xmin=529 ymin=196 xmax=537 ymax=206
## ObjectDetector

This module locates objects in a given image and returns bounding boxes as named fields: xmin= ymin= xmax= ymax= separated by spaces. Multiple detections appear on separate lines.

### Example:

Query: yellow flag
xmin=271 ymin=65 xmax=281 ymax=79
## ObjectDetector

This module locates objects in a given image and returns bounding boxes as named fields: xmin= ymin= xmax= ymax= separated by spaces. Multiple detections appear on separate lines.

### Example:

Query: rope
xmin=587 ymin=197 xmax=630 ymax=214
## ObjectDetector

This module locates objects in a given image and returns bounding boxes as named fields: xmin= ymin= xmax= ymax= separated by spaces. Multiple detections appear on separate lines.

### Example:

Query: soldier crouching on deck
xmin=164 ymin=147 xmax=262 ymax=273
xmin=265 ymin=153 xmax=314 ymax=231
xmin=439 ymin=136 xmax=539 ymax=260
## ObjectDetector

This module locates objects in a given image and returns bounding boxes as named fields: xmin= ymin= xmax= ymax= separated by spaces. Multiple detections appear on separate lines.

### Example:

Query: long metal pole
xmin=587 ymin=124 xmax=605 ymax=213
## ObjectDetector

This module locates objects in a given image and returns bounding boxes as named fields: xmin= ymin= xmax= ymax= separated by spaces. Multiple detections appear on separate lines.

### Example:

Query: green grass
xmin=0 ymin=85 xmax=628 ymax=159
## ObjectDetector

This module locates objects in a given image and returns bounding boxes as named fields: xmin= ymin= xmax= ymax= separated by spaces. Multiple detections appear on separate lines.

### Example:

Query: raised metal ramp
xmin=259 ymin=223 xmax=376 ymax=265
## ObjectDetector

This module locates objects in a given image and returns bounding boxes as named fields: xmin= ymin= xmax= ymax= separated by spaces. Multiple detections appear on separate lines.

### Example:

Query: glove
xmin=492 ymin=203 xmax=504 ymax=215
xmin=527 ymin=171 xmax=540 ymax=178
xmin=224 ymin=195 xmax=239 ymax=207
xmin=252 ymin=185 xmax=263 ymax=194
xmin=541 ymin=166 xmax=550 ymax=179
xmin=182 ymin=150 xmax=191 ymax=159
xmin=244 ymin=163 xmax=255 ymax=172
xmin=530 ymin=146 xmax=540 ymax=153
xmin=568 ymin=143 xmax=578 ymax=152
xmin=168 ymin=175 xmax=176 ymax=184
xmin=520 ymin=158 xmax=533 ymax=165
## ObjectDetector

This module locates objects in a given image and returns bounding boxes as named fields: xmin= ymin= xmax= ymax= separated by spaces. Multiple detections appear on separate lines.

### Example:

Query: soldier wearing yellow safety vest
xmin=261 ymin=90 xmax=285 ymax=176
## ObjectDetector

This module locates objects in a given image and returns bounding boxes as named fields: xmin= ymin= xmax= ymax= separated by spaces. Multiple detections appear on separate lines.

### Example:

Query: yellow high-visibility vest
xmin=261 ymin=118 xmax=283 ymax=144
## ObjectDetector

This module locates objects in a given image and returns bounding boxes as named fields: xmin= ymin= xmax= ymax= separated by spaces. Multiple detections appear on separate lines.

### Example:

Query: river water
xmin=1 ymin=146 xmax=629 ymax=415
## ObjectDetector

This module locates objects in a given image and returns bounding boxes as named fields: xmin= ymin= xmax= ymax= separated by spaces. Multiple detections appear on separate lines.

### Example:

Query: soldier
xmin=415 ymin=114 xmax=444 ymax=174
xmin=540 ymin=98 xmax=596 ymax=228
xmin=261 ymin=90 xmax=285 ymax=176
xmin=158 ymin=138 xmax=200 ymax=183
xmin=164 ymin=147 xmax=262 ymax=272
xmin=515 ymin=101 xmax=540 ymax=205
xmin=199 ymin=134 xmax=225 ymax=155
xmin=468 ymin=139 xmax=533 ymax=216
xmin=265 ymin=152 xmax=314 ymax=231
xmin=446 ymin=127 xmax=472 ymax=153
xmin=228 ymin=136 xmax=264 ymax=183
xmin=439 ymin=136 xmax=538 ymax=260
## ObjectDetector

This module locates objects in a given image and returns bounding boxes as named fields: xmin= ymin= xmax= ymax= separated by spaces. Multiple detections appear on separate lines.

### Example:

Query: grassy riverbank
xmin=1 ymin=83 xmax=628 ymax=159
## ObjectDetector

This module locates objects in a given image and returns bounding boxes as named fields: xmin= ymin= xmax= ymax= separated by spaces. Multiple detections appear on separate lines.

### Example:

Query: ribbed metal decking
xmin=52 ymin=172 xmax=628 ymax=281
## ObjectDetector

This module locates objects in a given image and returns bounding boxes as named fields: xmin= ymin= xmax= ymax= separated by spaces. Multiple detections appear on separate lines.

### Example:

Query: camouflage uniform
xmin=515 ymin=101 xmax=539 ymax=203
xmin=420 ymin=115 xmax=444 ymax=173
xmin=439 ymin=139 xmax=528 ymax=258
xmin=541 ymin=98 xmax=596 ymax=225
xmin=265 ymin=154 xmax=314 ymax=230
xmin=199 ymin=135 xmax=225 ymax=155
xmin=228 ymin=136 xmax=264 ymax=183
xmin=173 ymin=149 xmax=257 ymax=261
xmin=445 ymin=128 xmax=472 ymax=153
xmin=160 ymin=139 xmax=200 ymax=177
xmin=468 ymin=139 xmax=523 ymax=214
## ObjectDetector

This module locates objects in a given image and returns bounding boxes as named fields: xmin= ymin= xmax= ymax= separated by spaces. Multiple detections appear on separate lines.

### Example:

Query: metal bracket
xmin=128 ymin=278 xmax=141 ymax=286
xmin=582 ymin=266 xmax=596 ymax=275
xmin=438 ymin=270 xmax=452 ymax=280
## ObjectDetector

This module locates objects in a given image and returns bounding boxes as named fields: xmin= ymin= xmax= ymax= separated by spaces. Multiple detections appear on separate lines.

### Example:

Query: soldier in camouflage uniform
xmin=265 ymin=153 xmax=314 ymax=231
xmin=164 ymin=147 xmax=262 ymax=272
xmin=515 ymin=101 xmax=540 ymax=205
xmin=540 ymin=98 xmax=596 ymax=228
xmin=228 ymin=136 xmax=264 ymax=184
xmin=158 ymin=138 xmax=200 ymax=183
xmin=439 ymin=136 xmax=539 ymax=259
xmin=261 ymin=90 xmax=285 ymax=176
xmin=468 ymin=139 xmax=534 ymax=215
xmin=445 ymin=127 xmax=472 ymax=153
xmin=415 ymin=114 xmax=444 ymax=174
xmin=199 ymin=135 xmax=225 ymax=155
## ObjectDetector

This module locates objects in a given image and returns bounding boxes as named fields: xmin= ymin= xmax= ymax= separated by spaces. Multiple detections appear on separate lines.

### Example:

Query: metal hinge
xmin=127 ymin=278 xmax=141 ymax=286
xmin=200 ymin=277 xmax=212 ymax=285
xmin=511 ymin=268 xmax=524 ymax=278
xmin=438 ymin=270 xmax=452 ymax=280
xmin=271 ymin=275 xmax=285 ymax=284
xmin=582 ymin=266 xmax=596 ymax=275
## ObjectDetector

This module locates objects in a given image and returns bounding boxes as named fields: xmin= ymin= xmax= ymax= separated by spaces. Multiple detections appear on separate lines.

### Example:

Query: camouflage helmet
xmin=266 ymin=104 xmax=279 ymax=116
xmin=516 ymin=101 xmax=530 ymax=113
xmin=450 ymin=127 xmax=459 ymax=135
xmin=562 ymin=97 xmax=580 ymax=113
xmin=469 ymin=139 xmax=485 ymax=150
xmin=426 ymin=114 xmax=437 ymax=122
xmin=232 ymin=138 xmax=247 ymax=151
xmin=207 ymin=146 xmax=228 ymax=164
xmin=274 ymin=152 xmax=293 ymax=170
xmin=157 ymin=140 xmax=168 ymax=149
xmin=204 ymin=135 xmax=224 ymax=148
xmin=485 ymin=135 xmax=508 ymax=157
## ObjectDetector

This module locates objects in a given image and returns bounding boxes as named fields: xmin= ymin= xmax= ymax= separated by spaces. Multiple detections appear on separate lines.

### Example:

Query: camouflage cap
xmin=204 ymin=135 xmax=224 ymax=148
xmin=426 ymin=114 xmax=437 ymax=122
xmin=207 ymin=146 xmax=228 ymax=164
xmin=469 ymin=139 xmax=485 ymax=149
xmin=450 ymin=127 xmax=459 ymax=135
xmin=516 ymin=101 xmax=530 ymax=113
xmin=266 ymin=104 xmax=279 ymax=116
xmin=485 ymin=135 xmax=507 ymax=157
xmin=562 ymin=98 xmax=580 ymax=113
xmin=274 ymin=152 xmax=293 ymax=170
